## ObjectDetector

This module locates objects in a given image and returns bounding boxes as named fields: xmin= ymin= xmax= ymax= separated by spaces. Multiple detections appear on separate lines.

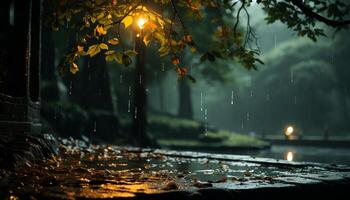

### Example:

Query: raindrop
xmin=120 ymin=74 xmax=123 ymax=84
xmin=127 ymin=99 xmax=131 ymax=113
xmin=246 ymin=112 xmax=250 ymax=121
xmin=204 ymin=108 xmax=208 ymax=135
xmin=294 ymin=96 xmax=297 ymax=105
xmin=69 ymin=81 xmax=72 ymax=95
xmin=200 ymin=92 xmax=203 ymax=111
xmin=161 ymin=63 xmax=165 ymax=72
xmin=87 ymin=60 xmax=90 ymax=68
xmin=139 ymin=75 xmax=142 ymax=84
xmin=241 ymin=120 xmax=244 ymax=129
xmin=93 ymin=121 xmax=97 ymax=133
xmin=230 ymin=91 xmax=234 ymax=105
xmin=53 ymin=108 xmax=57 ymax=120
xmin=250 ymin=90 xmax=253 ymax=97
xmin=134 ymin=107 xmax=138 ymax=119
xmin=128 ymin=86 xmax=132 ymax=96
xmin=274 ymin=34 xmax=277 ymax=49
xmin=290 ymin=69 xmax=294 ymax=84
xmin=104 ymin=71 xmax=107 ymax=79
xmin=330 ymin=50 xmax=334 ymax=65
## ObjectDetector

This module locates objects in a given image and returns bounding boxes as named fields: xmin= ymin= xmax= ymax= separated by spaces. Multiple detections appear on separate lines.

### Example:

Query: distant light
xmin=285 ymin=126 xmax=294 ymax=136
xmin=137 ymin=17 xmax=147 ymax=29
xmin=286 ymin=151 xmax=294 ymax=162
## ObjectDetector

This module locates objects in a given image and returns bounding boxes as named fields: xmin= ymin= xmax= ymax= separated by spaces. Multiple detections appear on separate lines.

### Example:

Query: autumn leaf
xmin=176 ymin=67 xmax=188 ymax=77
xmin=77 ymin=45 xmax=84 ymax=53
xmin=87 ymin=44 xmax=101 ymax=57
xmin=143 ymin=34 xmax=151 ymax=46
xmin=171 ymin=56 xmax=180 ymax=66
xmin=99 ymin=43 xmax=109 ymax=50
xmin=70 ymin=62 xmax=79 ymax=74
xmin=190 ymin=47 xmax=197 ymax=53
xmin=183 ymin=34 xmax=193 ymax=43
xmin=95 ymin=25 xmax=107 ymax=36
xmin=108 ymin=38 xmax=119 ymax=45
xmin=122 ymin=16 xmax=133 ymax=29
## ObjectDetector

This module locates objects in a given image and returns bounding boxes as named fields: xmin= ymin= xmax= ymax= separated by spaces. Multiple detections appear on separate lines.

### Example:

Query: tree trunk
xmin=0 ymin=0 xmax=12 ymax=93
xmin=178 ymin=79 xmax=193 ymax=119
xmin=338 ymin=88 xmax=350 ymax=131
xmin=158 ymin=82 xmax=165 ymax=111
xmin=41 ymin=0 xmax=60 ymax=101
xmin=132 ymin=34 xmax=153 ymax=147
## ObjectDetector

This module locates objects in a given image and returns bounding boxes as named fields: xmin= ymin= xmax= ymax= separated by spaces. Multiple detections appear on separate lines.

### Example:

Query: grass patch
xmin=157 ymin=130 xmax=268 ymax=148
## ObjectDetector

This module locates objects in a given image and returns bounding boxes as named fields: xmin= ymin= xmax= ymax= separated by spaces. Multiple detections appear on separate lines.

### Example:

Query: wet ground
xmin=1 ymin=138 xmax=350 ymax=199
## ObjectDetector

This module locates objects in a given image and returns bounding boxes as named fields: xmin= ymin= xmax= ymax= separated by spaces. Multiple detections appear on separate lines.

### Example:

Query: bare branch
xmin=290 ymin=0 xmax=350 ymax=27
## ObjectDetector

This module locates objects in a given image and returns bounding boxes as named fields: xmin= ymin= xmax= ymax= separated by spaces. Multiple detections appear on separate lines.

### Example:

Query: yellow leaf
xmin=124 ymin=50 xmax=138 ymax=56
xmin=122 ymin=16 xmax=133 ymax=29
xmin=87 ymin=44 xmax=101 ymax=57
xmin=108 ymin=38 xmax=119 ymax=45
xmin=154 ymin=32 xmax=166 ymax=45
xmin=70 ymin=62 xmax=79 ymax=74
xmin=99 ymin=43 xmax=109 ymax=50
xmin=105 ymin=54 xmax=115 ymax=62
xmin=77 ymin=45 xmax=84 ymax=53
xmin=143 ymin=35 xmax=151 ymax=46
xmin=190 ymin=47 xmax=197 ymax=53
xmin=95 ymin=25 xmax=107 ymax=36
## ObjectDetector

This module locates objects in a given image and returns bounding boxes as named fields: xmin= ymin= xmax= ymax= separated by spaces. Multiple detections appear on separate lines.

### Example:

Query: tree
xmin=49 ymin=0 xmax=350 ymax=143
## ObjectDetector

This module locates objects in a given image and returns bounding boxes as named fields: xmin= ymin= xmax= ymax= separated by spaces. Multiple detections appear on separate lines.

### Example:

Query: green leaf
xmin=115 ymin=52 xmax=123 ymax=64
xmin=124 ymin=50 xmax=138 ymax=57
xmin=187 ymin=75 xmax=196 ymax=83
xmin=122 ymin=54 xmax=132 ymax=66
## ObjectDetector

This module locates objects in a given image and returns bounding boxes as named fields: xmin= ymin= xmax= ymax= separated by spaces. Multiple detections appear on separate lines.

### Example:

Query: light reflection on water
xmin=285 ymin=151 xmax=294 ymax=162
xmin=251 ymin=145 xmax=350 ymax=165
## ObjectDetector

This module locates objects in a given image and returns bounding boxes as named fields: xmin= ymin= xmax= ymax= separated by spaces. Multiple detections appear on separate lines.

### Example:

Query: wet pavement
xmin=1 ymin=137 xmax=350 ymax=199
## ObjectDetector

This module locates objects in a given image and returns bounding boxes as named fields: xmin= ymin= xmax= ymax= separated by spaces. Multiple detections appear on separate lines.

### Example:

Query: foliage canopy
xmin=50 ymin=0 xmax=350 ymax=80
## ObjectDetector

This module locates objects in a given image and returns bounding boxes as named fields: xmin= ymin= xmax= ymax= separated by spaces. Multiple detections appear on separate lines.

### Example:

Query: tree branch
xmin=290 ymin=0 xmax=350 ymax=27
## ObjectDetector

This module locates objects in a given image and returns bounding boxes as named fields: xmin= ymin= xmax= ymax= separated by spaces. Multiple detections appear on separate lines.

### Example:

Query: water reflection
xmin=285 ymin=151 xmax=294 ymax=162
xmin=253 ymin=146 xmax=350 ymax=165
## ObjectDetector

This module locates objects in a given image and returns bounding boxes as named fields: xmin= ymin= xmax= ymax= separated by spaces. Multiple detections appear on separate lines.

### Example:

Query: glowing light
xmin=286 ymin=151 xmax=294 ymax=162
xmin=137 ymin=17 xmax=147 ymax=29
xmin=285 ymin=126 xmax=294 ymax=136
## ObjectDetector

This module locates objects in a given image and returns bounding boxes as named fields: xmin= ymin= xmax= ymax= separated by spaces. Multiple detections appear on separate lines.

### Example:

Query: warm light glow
xmin=286 ymin=151 xmax=294 ymax=162
xmin=137 ymin=17 xmax=147 ymax=29
xmin=285 ymin=126 xmax=294 ymax=136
